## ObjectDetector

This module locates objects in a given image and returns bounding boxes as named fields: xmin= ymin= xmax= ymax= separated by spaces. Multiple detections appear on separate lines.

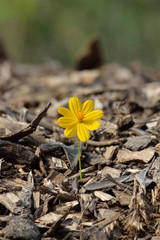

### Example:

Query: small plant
xmin=58 ymin=96 xmax=103 ymax=179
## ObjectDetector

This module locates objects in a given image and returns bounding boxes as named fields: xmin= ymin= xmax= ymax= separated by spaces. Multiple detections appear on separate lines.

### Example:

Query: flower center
xmin=76 ymin=111 xmax=84 ymax=121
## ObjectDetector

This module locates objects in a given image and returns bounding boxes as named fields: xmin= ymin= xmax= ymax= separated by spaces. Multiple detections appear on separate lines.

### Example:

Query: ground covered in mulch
xmin=0 ymin=59 xmax=160 ymax=240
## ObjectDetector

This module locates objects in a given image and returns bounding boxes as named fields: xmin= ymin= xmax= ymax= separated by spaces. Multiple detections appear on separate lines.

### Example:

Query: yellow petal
xmin=82 ymin=100 xmax=94 ymax=115
xmin=77 ymin=123 xmax=90 ymax=142
xmin=69 ymin=97 xmax=82 ymax=116
xmin=58 ymin=107 xmax=76 ymax=119
xmin=83 ymin=120 xmax=101 ymax=130
xmin=58 ymin=117 xmax=77 ymax=128
xmin=64 ymin=125 xmax=77 ymax=138
xmin=84 ymin=110 xmax=103 ymax=121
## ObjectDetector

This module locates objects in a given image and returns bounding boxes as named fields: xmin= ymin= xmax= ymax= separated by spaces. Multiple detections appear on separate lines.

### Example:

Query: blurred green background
xmin=0 ymin=0 xmax=160 ymax=67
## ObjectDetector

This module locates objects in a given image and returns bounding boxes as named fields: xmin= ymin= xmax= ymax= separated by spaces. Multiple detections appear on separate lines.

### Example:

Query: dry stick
xmin=78 ymin=138 xmax=82 ymax=180
xmin=1 ymin=102 xmax=51 ymax=142
xmin=63 ymin=166 xmax=95 ymax=182
xmin=87 ymin=139 xmax=120 ymax=147
xmin=4 ymin=103 xmax=57 ymax=132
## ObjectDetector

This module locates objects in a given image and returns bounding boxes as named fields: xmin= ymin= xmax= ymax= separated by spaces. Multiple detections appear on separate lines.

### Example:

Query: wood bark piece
xmin=117 ymin=148 xmax=155 ymax=163
xmin=85 ymin=152 xmax=108 ymax=166
xmin=94 ymin=191 xmax=115 ymax=201
xmin=80 ymin=227 xmax=108 ymax=240
xmin=35 ymin=212 xmax=63 ymax=227
xmin=117 ymin=114 xmax=134 ymax=130
xmin=50 ymin=156 xmax=68 ymax=170
xmin=103 ymin=146 xmax=119 ymax=160
xmin=0 ymin=139 xmax=37 ymax=164
xmin=112 ymin=189 xmax=132 ymax=206
xmin=0 ymin=192 xmax=24 ymax=214
xmin=43 ymin=208 xmax=71 ymax=237
xmin=84 ymin=174 xmax=134 ymax=191
xmin=100 ymin=166 xmax=121 ymax=178
xmin=123 ymin=135 xmax=157 ymax=151
xmin=0 ymin=216 xmax=41 ymax=240
xmin=97 ymin=121 xmax=118 ymax=139
xmin=40 ymin=141 xmax=79 ymax=169
xmin=55 ymin=200 xmax=79 ymax=213
xmin=33 ymin=191 xmax=40 ymax=209
xmin=131 ymin=127 xmax=152 ymax=136
xmin=97 ymin=209 xmax=119 ymax=221
xmin=0 ymin=184 xmax=32 ymax=215
xmin=80 ymin=193 xmax=92 ymax=216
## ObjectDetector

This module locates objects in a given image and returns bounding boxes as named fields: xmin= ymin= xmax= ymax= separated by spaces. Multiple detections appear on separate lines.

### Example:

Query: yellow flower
xmin=58 ymin=96 xmax=103 ymax=142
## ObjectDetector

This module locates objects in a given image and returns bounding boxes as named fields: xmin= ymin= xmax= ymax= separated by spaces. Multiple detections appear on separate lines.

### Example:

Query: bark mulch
xmin=0 ymin=60 xmax=160 ymax=239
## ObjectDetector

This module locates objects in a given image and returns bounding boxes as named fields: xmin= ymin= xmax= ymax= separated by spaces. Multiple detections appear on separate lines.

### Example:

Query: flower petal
xmin=64 ymin=124 xmax=77 ymax=138
xmin=77 ymin=123 xmax=90 ymax=142
xmin=69 ymin=97 xmax=82 ymax=116
xmin=83 ymin=120 xmax=101 ymax=130
xmin=58 ymin=107 xmax=76 ymax=119
xmin=84 ymin=110 xmax=103 ymax=121
xmin=58 ymin=117 xmax=77 ymax=128
xmin=82 ymin=100 xmax=94 ymax=115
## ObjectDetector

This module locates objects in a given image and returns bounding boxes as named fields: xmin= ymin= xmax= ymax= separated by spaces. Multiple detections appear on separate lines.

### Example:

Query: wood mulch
xmin=0 ymin=60 xmax=160 ymax=239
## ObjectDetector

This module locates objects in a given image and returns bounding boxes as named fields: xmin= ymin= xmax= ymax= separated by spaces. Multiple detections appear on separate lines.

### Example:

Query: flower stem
xmin=78 ymin=138 xmax=82 ymax=180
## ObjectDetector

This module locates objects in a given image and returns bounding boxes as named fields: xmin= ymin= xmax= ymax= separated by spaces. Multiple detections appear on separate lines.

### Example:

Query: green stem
xmin=78 ymin=138 xmax=82 ymax=180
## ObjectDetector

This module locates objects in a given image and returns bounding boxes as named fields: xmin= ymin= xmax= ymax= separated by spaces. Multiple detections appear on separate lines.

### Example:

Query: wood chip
xmin=35 ymin=212 xmax=63 ymax=226
xmin=33 ymin=191 xmax=40 ymax=209
xmin=100 ymin=166 xmax=121 ymax=178
xmin=117 ymin=148 xmax=155 ymax=163
xmin=94 ymin=191 xmax=115 ymax=201
xmin=112 ymin=189 xmax=132 ymax=206
xmin=97 ymin=208 xmax=120 ymax=221
xmin=0 ymin=216 xmax=41 ymax=240
xmin=123 ymin=135 xmax=157 ymax=151
xmin=103 ymin=145 xmax=118 ymax=160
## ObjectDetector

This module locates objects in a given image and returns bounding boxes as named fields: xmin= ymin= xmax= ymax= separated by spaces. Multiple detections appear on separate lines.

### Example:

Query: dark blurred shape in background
xmin=0 ymin=39 xmax=8 ymax=63
xmin=75 ymin=38 xmax=102 ymax=70
xmin=0 ymin=0 xmax=160 ymax=67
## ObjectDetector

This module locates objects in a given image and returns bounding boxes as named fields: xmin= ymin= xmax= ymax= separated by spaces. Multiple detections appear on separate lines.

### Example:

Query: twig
xmin=4 ymin=104 xmax=58 ymax=132
xmin=1 ymin=102 xmax=51 ymax=142
xmin=87 ymin=139 xmax=120 ymax=147
xmin=63 ymin=166 xmax=95 ymax=182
